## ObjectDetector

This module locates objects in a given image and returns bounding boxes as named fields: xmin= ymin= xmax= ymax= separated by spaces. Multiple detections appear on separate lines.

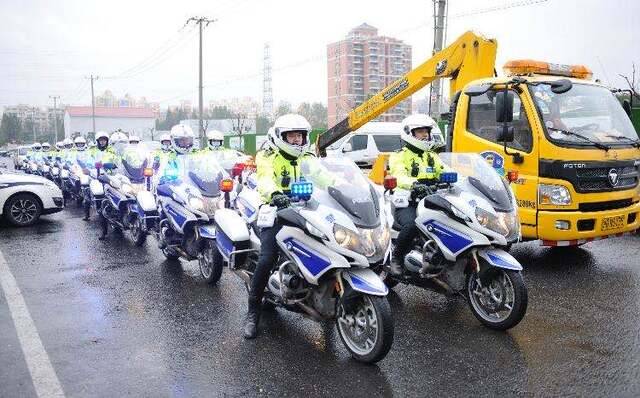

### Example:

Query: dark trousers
xmin=248 ymin=223 xmax=283 ymax=305
xmin=393 ymin=204 xmax=418 ymax=259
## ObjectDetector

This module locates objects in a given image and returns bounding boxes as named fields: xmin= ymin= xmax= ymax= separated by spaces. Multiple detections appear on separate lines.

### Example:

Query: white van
xmin=326 ymin=122 xmax=403 ymax=168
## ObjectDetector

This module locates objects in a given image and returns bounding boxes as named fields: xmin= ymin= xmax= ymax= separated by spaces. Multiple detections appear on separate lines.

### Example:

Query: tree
xmin=275 ymin=101 xmax=292 ymax=118
xmin=231 ymin=112 xmax=251 ymax=150
xmin=0 ymin=114 xmax=21 ymax=145
xmin=210 ymin=106 xmax=233 ymax=119
xmin=255 ymin=115 xmax=270 ymax=134
xmin=619 ymin=62 xmax=639 ymax=102
xmin=310 ymin=102 xmax=328 ymax=129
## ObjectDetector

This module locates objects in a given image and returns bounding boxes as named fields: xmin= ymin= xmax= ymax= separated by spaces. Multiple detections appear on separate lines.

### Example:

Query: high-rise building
xmin=327 ymin=23 xmax=412 ymax=127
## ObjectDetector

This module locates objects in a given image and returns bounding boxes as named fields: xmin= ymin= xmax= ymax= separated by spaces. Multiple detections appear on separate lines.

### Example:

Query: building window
xmin=466 ymin=90 xmax=533 ymax=153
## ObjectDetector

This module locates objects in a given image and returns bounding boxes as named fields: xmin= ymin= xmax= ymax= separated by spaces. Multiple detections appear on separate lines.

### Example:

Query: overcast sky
xmin=1 ymin=0 xmax=638 ymax=109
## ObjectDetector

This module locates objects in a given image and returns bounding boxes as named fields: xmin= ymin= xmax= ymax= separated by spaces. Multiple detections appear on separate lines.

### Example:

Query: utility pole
xmin=428 ymin=0 xmax=447 ymax=118
xmin=31 ymin=107 xmax=37 ymax=142
xmin=85 ymin=75 xmax=99 ymax=137
xmin=49 ymin=95 xmax=60 ymax=142
xmin=185 ymin=16 xmax=216 ymax=148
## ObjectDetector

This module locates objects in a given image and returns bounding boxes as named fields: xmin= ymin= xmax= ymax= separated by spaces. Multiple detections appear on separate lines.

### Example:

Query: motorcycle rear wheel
xmin=336 ymin=294 xmax=394 ymax=364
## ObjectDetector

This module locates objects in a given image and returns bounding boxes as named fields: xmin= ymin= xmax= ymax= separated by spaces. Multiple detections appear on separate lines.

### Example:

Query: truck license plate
xmin=601 ymin=215 xmax=625 ymax=231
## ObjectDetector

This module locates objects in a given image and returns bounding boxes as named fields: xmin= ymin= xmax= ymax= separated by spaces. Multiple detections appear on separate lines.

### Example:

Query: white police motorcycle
xmin=382 ymin=153 xmax=527 ymax=330
xmin=154 ymin=153 xmax=232 ymax=284
xmin=219 ymin=156 xmax=394 ymax=363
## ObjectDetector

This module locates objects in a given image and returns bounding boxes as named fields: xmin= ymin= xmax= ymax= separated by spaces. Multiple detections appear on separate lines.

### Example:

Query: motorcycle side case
xmin=90 ymin=179 xmax=104 ymax=196
xmin=136 ymin=191 xmax=156 ymax=213
xmin=213 ymin=208 xmax=250 ymax=260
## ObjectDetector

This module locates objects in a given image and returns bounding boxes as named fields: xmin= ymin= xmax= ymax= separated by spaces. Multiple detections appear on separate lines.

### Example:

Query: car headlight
xmin=333 ymin=223 xmax=375 ymax=257
xmin=188 ymin=196 xmax=204 ymax=211
xmin=538 ymin=184 xmax=571 ymax=205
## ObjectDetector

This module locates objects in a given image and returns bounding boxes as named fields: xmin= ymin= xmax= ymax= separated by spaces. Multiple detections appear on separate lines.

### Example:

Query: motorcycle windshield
xmin=200 ymin=150 xmax=249 ymax=173
xmin=438 ymin=153 xmax=513 ymax=211
xmin=74 ymin=151 xmax=92 ymax=169
xmin=185 ymin=152 xmax=228 ymax=197
xmin=299 ymin=156 xmax=380 ymax=228
xmin=119 ymin=145 xmax=150 ymax=182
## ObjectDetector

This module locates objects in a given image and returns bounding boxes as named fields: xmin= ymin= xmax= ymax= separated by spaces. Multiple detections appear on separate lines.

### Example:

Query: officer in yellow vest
xmin=388 ymin=114 xmax=446 ymax=276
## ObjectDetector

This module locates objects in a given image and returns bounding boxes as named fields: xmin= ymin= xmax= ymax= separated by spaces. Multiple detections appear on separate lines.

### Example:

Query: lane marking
xmin=0 ymin=248 xmax=65 ymax=398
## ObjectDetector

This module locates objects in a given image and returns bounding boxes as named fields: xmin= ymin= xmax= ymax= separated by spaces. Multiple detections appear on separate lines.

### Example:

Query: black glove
xmin=411 ymin=183 xmax=432 ymax=201
xmin=270 ymin=192 xmax=291 ymax=209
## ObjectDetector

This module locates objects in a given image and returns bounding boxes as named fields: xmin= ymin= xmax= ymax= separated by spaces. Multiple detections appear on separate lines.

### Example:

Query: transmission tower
xmin=263 ymin=43 xmax=274 ymax=120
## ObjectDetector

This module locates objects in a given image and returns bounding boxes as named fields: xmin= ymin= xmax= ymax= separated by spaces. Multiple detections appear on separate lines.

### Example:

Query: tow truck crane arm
xmin=316 ymin=31 xmax=498 ymax=156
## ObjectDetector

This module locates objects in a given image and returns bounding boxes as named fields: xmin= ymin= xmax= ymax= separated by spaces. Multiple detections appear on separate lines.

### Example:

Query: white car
xmin=0 ymin=169 xmax=64 ymax=226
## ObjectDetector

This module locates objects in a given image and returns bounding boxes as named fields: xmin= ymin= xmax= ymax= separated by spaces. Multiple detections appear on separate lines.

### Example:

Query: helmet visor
xmin=174 ymin=136 xmax=193 ymax=149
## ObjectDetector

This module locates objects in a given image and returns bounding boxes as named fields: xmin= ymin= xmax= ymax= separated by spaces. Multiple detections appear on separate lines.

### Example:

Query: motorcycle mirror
xmin=383 ymin=176 xmax=397 ymax=191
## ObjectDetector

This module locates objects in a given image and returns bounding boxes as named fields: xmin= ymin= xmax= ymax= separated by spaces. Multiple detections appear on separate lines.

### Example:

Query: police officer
xmin=388 ymin=114 xmax=446 ymax=276
xmin=85 ymin=131 xmax=117 ymax=224
xmin=243 ymin=114 xmax=315 ymax=339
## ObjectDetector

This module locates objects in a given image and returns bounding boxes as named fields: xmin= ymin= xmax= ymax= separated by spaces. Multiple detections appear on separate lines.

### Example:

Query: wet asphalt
xmin=1 ymin=157 xmax=640 ymax=397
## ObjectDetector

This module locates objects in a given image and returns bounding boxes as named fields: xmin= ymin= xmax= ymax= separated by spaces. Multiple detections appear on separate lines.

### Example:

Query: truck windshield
xmin=531 ymin=83 xmax=639 ymax=147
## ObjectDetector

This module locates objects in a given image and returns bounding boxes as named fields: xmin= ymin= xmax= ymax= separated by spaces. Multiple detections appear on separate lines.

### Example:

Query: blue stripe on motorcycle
xmin=424 ymin=220 xmax=473 ymax=253
xmin=283 ymin=238 xmax=331 ymax=277
xmin=486 ymin=252 xmax=521 ymax=270
xmin=348 ymin=273 xmax=388 ymax=295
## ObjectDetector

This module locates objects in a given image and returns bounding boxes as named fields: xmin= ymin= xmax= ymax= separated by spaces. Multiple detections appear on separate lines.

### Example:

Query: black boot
xmin=243 ymin=296 xmax=261 ymax=339
xmin=98 ymin=219 xmax=108 ymax=241
xmin=389 ymin=256 xmax=404 ymax=276
xmin=82 ymin=206 xmax=90 ymax=221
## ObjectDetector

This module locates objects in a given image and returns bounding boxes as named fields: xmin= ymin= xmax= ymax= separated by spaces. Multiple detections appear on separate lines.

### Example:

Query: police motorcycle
xmin=63 ymin=149 xmax=92 ymax=207
xmin=151 ymin=153 xmax=230 ymax=284
xmin=381 ymin=153 xmax=527 ymax=330
xmin=222 ymin=156 xmax=394 ymax=363
xmin=115 ymin=143 xmax=158 ymax=246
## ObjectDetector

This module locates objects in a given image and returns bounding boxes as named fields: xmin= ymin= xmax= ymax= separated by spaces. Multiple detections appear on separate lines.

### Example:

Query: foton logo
xmin=563 ymin=163 xmax=587 ymax=169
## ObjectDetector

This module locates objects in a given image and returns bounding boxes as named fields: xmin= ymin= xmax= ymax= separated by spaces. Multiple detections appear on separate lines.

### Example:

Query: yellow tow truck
xmin=317 ymin=31 xmax=640 ymax=246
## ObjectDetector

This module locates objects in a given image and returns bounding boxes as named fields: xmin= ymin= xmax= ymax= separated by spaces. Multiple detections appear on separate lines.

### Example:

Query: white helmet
xmin=206 ymin=130 xmax=224 ymax=150
xmin=63 ymin=138 xmax=73 ymax=149
xmin=56 ymin=141 xmax=64 ymax=150
xmin=400 ymin=114 xmax=441 ymax=152
xmin=95 ymin=131 xmax=110 ymax=150
xmin=74 ymin=136 xmax=87 ymax=151
xmin=159 ymin=133 xmax=172 ymax=151
xmin=128 ymin=135 xmax=140 ymax=145
xmin=32 ymin=143 xmax=42 ymax=151
xmin=269 ymin=114 xmax=311 ymax=158
xmin=170 ymin=124 xmax=195 ymax=154
xmin=41 ymin=142 xmax=51 ymax=151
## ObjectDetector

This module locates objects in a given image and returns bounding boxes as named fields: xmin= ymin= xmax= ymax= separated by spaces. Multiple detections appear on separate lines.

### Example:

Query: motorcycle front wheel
xmin=128 ymin=215 xmax=147 ymax=247
xmin=199 ymin=240 xmax=223 ymax=285
xmin=466 ymin=269 xmax=528 ymax=331
xmin=336 ymin=294 xmax=394 ymax=364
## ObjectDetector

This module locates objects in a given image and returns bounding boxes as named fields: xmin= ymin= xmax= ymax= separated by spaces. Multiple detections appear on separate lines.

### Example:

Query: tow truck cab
xmin=450 ymin=60 xmax=640 ymax=244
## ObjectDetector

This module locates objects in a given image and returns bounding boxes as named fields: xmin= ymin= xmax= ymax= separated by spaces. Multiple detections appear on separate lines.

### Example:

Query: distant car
xmin=13 ymin=146 xmax=30 ymax=170
xmin=0 ymin=169 xmax=64 ymax=226
xmin=325 ymin=122 xmax=404 ymax=168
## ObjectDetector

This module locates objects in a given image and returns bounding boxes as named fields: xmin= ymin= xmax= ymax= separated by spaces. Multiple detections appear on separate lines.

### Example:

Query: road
xmin=1 ymin=157 xmax=640 ymax=397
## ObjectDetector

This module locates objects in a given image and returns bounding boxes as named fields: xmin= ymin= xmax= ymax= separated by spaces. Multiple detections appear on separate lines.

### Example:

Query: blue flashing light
xmin=439 ymin=172 xmax=458 ymax=184
xmin=290 ymin=181 xmax=314 ymax=201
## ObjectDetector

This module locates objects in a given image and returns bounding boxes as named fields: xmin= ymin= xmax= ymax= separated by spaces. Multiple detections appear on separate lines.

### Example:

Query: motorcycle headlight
xmin=333 ymin=223 xmax=375 ymax=257
xmin=476 ymin=207 xmax=511 ymax=237
xmin=538 ymin=184 xmax=571 ymax=206
xmin=188 ymin=196 xmax=204 ymax=211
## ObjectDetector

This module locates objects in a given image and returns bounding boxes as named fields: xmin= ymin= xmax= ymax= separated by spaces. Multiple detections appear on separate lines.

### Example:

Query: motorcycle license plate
xmin=601 ymin=215 xmax=625 ymax=231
